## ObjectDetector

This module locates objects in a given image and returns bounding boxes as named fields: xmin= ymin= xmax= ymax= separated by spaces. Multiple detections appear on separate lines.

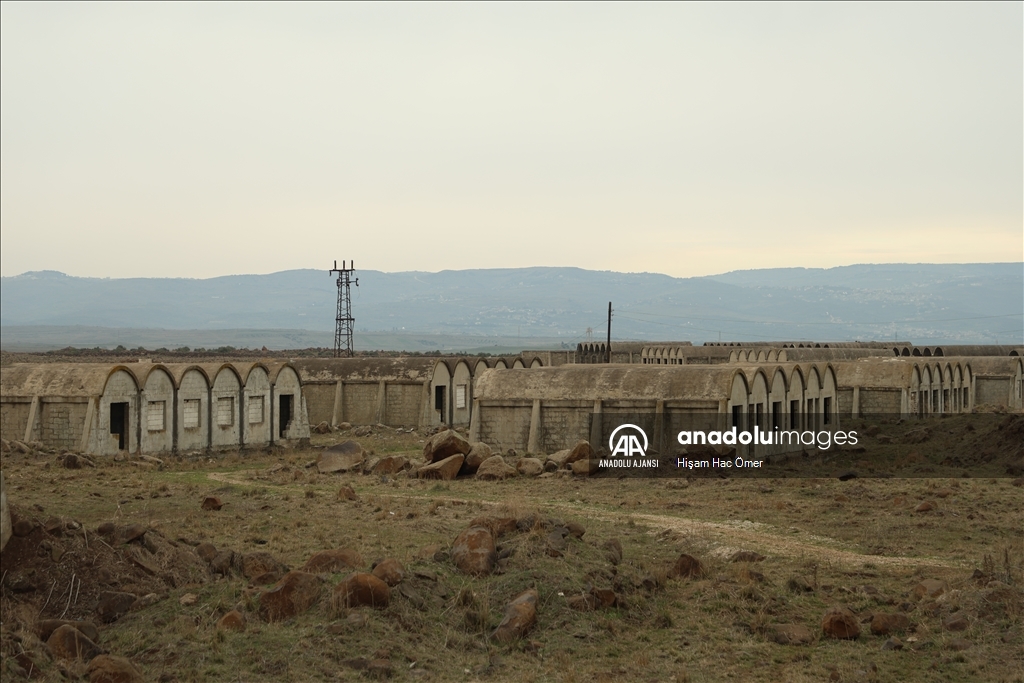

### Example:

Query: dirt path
xmin=206 ymin=470 xmax=958 ymax=570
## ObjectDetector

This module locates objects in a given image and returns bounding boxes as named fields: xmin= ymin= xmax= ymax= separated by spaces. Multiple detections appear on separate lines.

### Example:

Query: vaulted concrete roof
xmin=831 ymin=358 xmax=920 ymax=388
xmin=292 ymin=358 xmax=438 ymax=383
xmin=474 ymin=365 xmax=742 ymax=402
xmin=1 ymin=363 xmax=119 ymax=398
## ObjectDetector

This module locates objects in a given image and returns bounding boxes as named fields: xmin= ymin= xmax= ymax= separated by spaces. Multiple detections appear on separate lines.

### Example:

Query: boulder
xmin=123 ymin=523 xmax=147 ymax=543
xmin=915 ymin=501 xmax=935 ymax=513
xmin=36 ymin=619 xmax=99 ymax=643
xmin=372 ymin=456 xmax=409 ymax=475
xmin=318 ymin=441 xmax=365 ymax=474
xmin=216 ymin=610 xmax=246 ymax=631
xmin=516 ymin=458 xmax=545 ymax=477
xmin=210 ymin=550 xmax=235 ymax=575
xmin=96 ymin=591 xmax=137 ymax=623
xmin=475 ymin=456 xmax=517 ymax=481
xmin=669 ymin=554 xmax=705 ymax=579
xmin=47 ymin=625 xmax=102 ymax=661
xmin=942 ymin=611 xmax=969 ymax=632
xmin=312 ymin=421 xmax=331 ymax=434
xmin=870 ymin=613 xmax=910 ymax=636
xmin=96 ymin=521 xmax=116 ymax=536
xmin=491 ymin=589 xmax=538 ymax=643
xmin=371 ymin=558 xmax=405 ymax=586
xmin=423 ymin=430 xmax=471 ymax=464
xmin=912 ymin=579 xmax=948 ymax=601
xmin=258 ymin=571 xmax=322 ymax=622
xmin=567 ymin=594 xmax=598 ymax=611
xmin=201 ymin=497 xmax=223 ymax=511
xmin=571 ymin=458 xmax=598 ymax=476
xmin=547 ymin=449 xmax=573 ymax=469
xmin=821 ymin=608 xmax=861 ymax=639
xmin=565 ymin=440 xmax=595 ymax=467
xmin=565 ymin=520 xmax=586 ymax=539
xmin=352 ymin=426 xmax=372 ymax=437
xmin=452 ymin=526 xmax=496 ymax=576
xmin=241 ymin=552 xmax=289 ymax=580
xmin=302 ymin=548 xmax=363 ymax=574
xmin=86 ymin=654 xmax=143 ymax=683
xmin=195 ymin=542 xmax=218 ymax=562
xmin=417 ymin=454 xmax=464 ymax=481
xmin=334 ymin=572 xmax=390 ymax=608
xmin=462 ymin=442 xmax=492 ymax=474
xmin=769 ymin=624 xmax=813 ymax=645
xmin=467 ymin=516 xmax=518 ymax=538
xmin=882 ymin=637 xmax=904 ymax=651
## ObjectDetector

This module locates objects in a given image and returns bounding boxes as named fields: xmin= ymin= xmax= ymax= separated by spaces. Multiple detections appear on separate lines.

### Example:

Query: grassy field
xmin=1 ymin=425 xmax=1022 ymax=682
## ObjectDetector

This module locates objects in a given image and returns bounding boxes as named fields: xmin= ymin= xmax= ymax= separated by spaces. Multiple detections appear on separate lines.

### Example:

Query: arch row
xmin=82 ymin=361 xmax=310 ymax=456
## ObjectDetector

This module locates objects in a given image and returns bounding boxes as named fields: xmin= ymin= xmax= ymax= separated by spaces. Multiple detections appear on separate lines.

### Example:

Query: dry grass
xmin=2 ymin=420 xmax=1023 ymax=682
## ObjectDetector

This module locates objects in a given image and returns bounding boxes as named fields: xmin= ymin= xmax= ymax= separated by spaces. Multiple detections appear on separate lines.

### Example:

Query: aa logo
xmin=608 ymin=424 xmax=648 ymax=457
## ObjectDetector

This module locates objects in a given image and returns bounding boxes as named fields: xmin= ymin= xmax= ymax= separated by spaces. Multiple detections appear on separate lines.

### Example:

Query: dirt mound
xmin=1 ymin=503 xmax=210 ymax=628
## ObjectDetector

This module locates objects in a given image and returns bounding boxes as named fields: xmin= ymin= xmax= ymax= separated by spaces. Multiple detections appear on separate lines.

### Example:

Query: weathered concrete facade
xmin=0 ymin=361 xmax=310 ymax=456
xmin=469 ymin=363 xmax=842 ymax=457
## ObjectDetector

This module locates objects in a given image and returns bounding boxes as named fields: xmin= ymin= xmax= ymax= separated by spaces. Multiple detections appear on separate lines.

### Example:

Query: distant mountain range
xmin=1 ymin=263 xmax=1021 ymax=349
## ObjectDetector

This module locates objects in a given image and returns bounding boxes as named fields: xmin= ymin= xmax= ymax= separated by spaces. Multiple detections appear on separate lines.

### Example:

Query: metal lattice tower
xmin=329 ymin=260 xmax=358 ymax=357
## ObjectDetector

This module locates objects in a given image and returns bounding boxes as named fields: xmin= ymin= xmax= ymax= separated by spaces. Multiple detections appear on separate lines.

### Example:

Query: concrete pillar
xmin=468 ymin=399 xmax=481 ymax=442
xmin=419 ymin=381 xmax=432 ymax=428
xmin=80 ymin=397 xmax=96 ymax=453
xmin=331 ymin=381 xmax=344 ymax=427
xmin=589 ymin=399 xmax=603 ymax=448
xmin=374 ymin=380 xmax=387 ymax=425
xmin=24 ymin=395 xmax=39 ymax=443
xmin=269 ymin=385 xmax=275 ymax=445
xmin=852 ymin=386 xmax=860 ymax=419
xmin=527 ymin=399 xmax=542 ymax=454
xmin=172 ymin=384 xmax=180 ymax=452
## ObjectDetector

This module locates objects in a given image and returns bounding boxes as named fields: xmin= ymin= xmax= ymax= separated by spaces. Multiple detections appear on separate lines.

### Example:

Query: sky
xmin=1 ymin=2 xmax=1021 ymax=280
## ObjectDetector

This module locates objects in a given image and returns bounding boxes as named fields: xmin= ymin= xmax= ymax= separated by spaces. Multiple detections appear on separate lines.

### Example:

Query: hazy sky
xmin=1 ymin=2 xmax=1021 ymax=279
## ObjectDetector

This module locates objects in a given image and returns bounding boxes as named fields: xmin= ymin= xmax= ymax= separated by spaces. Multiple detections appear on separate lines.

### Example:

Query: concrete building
xmin=469 ymin=362 xmax=841 ymax=457
xmin=0 ymin=361 xmax=310 ymax=456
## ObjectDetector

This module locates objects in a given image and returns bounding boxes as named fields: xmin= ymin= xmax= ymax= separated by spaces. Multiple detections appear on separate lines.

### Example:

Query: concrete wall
xmin=39 ymin=400 xmax=88 ymax=451
xmin=0 ymin=400 xmax=31 ymax=443
xmin=96 ymin=369 xmax=140 ymax=456
xmin=177 ymin=368 xmax=210 ymax=452
xmin=212 ymin=367 xmax=242 ymax=450
xmin=273 ymin=366 xmax=309 ymax=441
xmin=243 ymin=366 xmax=272 ymax=447
xmin=343 ymin=383 xmax=379 ymax=425
xmin=976 ymin=377 xmax=1011 ymax=407
xmin=452 ymin=361 xmax=473 ymax=426
xmin=385 ymin=383 xmax=422 ymax=427
xmin=141 ymin=368 xmax=175 ymax=454
xmin=303 ymin=383 xmax=336 ymax=426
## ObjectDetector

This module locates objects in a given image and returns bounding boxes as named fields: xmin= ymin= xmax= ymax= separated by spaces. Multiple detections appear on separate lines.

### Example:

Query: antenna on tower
xmin=329 ymin=260 xmax=359 ymax=357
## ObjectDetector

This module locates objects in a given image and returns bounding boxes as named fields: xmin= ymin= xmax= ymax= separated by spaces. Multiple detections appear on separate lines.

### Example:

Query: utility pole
xmin=329 ymin=260 xmax=358 ymax=358
xmin=606 ymin=301 xmax=612 ymax=363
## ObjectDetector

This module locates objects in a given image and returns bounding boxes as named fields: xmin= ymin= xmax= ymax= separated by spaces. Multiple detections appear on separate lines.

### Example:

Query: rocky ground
xmin=1 ymin=418 xmax=1022 ymax=682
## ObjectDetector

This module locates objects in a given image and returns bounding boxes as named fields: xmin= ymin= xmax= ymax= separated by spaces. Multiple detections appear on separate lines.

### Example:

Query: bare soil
xmin=2 ymin=421 xmax=1022 ymax=682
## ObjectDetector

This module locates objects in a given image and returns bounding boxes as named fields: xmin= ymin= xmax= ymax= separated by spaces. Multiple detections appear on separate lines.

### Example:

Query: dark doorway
xmin=110 ymin=402 xmax=128 ymax=450
xmin=279 ymin=394 xmax=293 ymax=438
xmin=434 ymin=385 xmax=446 ymax=424
xmin=789 ymin=400 xmax=799 ymax=429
